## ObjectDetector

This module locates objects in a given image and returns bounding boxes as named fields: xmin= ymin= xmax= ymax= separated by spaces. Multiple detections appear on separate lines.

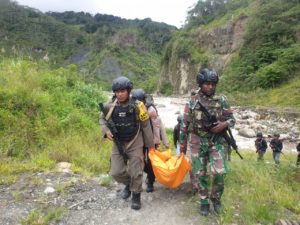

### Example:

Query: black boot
xmin=211 ymin=198 xmax=222 ymax=214
xmin=200 ymin=204 xmax=209 ymax=216
xmin=131 ymin=192 xmax=141 ymax=210
xmin=146 ymin=182 xmax=154 ymax=193
xmin=121 ymin=185 xmax=131 ymax=199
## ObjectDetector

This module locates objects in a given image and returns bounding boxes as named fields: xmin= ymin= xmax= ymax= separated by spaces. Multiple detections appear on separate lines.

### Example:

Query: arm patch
xmin=137 ymin=101 xmax=149 ymax=121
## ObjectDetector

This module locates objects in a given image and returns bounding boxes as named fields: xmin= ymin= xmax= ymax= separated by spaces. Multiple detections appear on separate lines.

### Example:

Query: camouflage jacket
xmin=179 ymin=91 xmax=235 ymax=147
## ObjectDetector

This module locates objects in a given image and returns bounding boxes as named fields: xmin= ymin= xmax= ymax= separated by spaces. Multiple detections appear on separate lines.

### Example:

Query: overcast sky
xmin=16 ymin=0 xmax=198 ymax=28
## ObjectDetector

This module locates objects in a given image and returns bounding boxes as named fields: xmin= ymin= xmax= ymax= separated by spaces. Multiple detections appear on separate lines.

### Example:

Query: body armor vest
xmin=188 ymin=94 xmax=222 ymax=134
xmin=112 ymin=101 xmax=139 ymax=142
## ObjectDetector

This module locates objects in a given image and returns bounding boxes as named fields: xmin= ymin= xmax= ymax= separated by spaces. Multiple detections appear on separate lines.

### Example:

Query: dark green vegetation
xmin=0 ymin=59 xmax=111 ymax=177
xmin=162 ymin=0 xmax=300 ymax=108
xmin=219 ymin=0 xmax=300 ymax=91
xmin=0 ymin=0 xmax=176 ymax=93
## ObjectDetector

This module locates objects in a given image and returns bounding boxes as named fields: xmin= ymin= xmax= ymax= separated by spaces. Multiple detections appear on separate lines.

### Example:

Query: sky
xmin=16 ymin=0 xmax=198 ymax=28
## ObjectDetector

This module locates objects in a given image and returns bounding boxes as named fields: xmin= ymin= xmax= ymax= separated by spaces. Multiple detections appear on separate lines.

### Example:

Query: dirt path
xmin=0 ymin=171 xmax=219 ymax=225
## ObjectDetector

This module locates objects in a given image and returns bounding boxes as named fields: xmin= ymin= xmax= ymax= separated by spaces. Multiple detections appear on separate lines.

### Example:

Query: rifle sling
xmin=105 ymin=98 xmax=118 ymax=121
xmin=126 ymin=124 xmax=141 ymax=149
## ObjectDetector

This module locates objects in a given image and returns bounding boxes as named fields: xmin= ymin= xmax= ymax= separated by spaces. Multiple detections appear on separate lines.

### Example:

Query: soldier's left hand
xmin=209 ymin=121 xmax=228 ymax=134
xmin=165 ymin=144 xmax=170 ymax=149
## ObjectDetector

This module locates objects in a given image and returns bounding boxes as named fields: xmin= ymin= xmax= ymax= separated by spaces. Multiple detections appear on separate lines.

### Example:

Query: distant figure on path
xmin=255 ymin=132 xmax=268 ymax=161
xmin=269 ymin=133 xmax=283 ymax=165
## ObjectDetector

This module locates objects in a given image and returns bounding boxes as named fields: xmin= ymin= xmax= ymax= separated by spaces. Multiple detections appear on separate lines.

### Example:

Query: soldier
xmin=269 ymin=133 xmax=283 ymax=165
xmin=179 ymin=68 xmax=235 ymax=216
xmin=296 ymin=143 xmax=300 ymax=166
xmin=131 ymin=88 xmax=169 ymax=193
xmin=173 ymin=114 xmax=185 ymax=155
xmin=255 ymin=132 xmax=268 ymax=161
xmin=99 ymin=77 xmax=155 ymax=210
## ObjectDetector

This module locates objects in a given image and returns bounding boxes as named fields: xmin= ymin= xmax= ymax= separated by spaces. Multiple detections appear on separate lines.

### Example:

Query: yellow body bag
xmin=148 ymin=148 xmax=191 ymax=189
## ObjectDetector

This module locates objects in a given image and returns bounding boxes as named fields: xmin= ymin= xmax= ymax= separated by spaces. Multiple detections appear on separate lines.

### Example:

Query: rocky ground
xmin=0 ymin=167 xmax=220 ymax=225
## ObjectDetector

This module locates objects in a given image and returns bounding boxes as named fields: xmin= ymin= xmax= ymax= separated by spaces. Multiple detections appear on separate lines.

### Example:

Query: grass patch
xmin=220 ymin=151 xmax=300 ymax=224
xmin=21 ymin=207 xmax=65 ymax=225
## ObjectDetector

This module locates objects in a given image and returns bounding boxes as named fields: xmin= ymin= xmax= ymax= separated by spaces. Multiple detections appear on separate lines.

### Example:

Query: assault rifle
xmin=195 ymin=100 xmax=243 ymax=160
xmin=99 ymin=103 xmax=128 ymax=164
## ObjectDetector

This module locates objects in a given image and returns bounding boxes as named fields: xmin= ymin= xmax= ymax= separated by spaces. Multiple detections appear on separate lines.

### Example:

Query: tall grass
xmin=221 ymin=151 xmax=300 ymax=224
xmin=0 ymin=59 xmax=110 ymax=177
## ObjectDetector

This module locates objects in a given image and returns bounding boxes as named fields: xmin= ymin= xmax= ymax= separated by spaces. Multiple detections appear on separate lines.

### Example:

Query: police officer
xmin=255 ymin=132 xmax=268 ymax=161
xmin=131 ymin=88 xmax=169 ymax=192
xmin=179 ymin=68 xmax=235 ymax=216
xmin=99 ymin=77 xmax=155 ymax=210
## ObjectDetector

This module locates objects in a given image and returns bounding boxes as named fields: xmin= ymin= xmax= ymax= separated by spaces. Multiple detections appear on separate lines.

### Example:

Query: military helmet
xmin=256 ymin=132 xmax=263 ymax=138
xmin=177 ymin=114 xmax=183 ymax=123
xmin=197 ymin=68 xmax=219 ymax=85
xmin=273 ymin=133 xmax=280 ymax=138
xmin=112 ymin=76 xmax=133 ymax=92
xmin=131 ymin=88 xmax=146 ymax=101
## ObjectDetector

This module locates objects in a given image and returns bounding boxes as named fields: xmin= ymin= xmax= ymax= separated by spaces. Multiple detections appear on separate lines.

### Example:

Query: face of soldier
xmin=115 ymin=89 xmax=129 ymax=103
xmin=201 ymin=82 xmax=216 ymax=96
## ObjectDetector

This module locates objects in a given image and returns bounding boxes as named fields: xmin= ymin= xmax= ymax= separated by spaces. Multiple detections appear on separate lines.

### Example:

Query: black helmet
xmin=273 ymin=133 xmax=280 ymax=138
xmin=131 ymin=88 xmax=146 ymax=101
xmin=112 ymin=76 xmax=133 ymax=92
xmin=177 ymin=114 xmax=183 ymax=123
xmin=197 ymin=68 xmax=219 ymax=85
xmin=256 ymin=132 xmax=263 ymax=138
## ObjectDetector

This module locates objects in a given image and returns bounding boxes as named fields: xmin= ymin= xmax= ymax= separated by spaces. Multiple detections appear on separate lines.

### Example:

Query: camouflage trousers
xmin=189 ymin=133 xmax=228 ymax=205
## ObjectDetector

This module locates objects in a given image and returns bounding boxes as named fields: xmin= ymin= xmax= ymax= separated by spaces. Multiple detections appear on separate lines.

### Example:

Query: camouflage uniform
xmin=180 ymin=91 xmax=235 ymax=206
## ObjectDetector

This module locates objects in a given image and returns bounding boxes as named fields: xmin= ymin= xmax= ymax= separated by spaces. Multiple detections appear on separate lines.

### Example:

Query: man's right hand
xmin=105 ymin=131 xmax=113 ymax=141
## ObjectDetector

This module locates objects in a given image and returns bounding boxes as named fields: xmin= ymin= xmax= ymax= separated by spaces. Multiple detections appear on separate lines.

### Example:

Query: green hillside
xmin=160 ymin=0 xmax=300 ymax=109
xmin=0 ymin=0 xmax=176 ymax=93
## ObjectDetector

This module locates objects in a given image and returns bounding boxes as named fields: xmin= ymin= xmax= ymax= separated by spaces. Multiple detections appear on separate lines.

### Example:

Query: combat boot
xmin=211 ymin=198 xmax=222 ymax=214
xmin=121 ymin=185 xmax=131 ymax=199
xmin=146 ymin=181 xmax=154 ymax=193
xmin=200 ymin=204 xmax=209 ymax=216
xmin=131 ymin=192 xmax=141 ymax=210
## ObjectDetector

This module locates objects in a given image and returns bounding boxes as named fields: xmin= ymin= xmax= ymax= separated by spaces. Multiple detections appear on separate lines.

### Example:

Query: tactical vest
xmin=188 ymin=94 xmax=222 ymax=135
xmin=112 ymin=101 xmax=139 ymax=142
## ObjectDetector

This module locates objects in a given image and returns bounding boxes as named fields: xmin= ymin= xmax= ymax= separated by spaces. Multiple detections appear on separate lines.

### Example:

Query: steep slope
xmin=0 ymin=0 xmax=176 ymax=92
xmin=159 ymin=0 xmax=300 ymax=96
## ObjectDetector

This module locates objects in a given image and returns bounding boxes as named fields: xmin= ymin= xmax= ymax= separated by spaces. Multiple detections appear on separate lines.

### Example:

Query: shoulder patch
xmin=137 ymin=101 xmax=149 ymax=121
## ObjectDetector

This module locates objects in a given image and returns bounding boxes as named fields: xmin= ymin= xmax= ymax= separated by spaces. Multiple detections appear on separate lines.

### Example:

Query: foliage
xmin=0 ymin=0 xmax=82 ymax=63
xmin=159 ymin=81 xmax=173 ymax=96
xmin=221 ymin=152 xmax=300 ymax=224
xmin=0 ymin=1 xmax=176 ymax=94
xmin=0 ymin=59 xmax=110 ymax=174
xmin=186 ymin=0 xmax=250 ymax=27
xmin=222 ymin=75 xmax=300 ymax=109
xmin=219 ymin=0 xmax=300 ymax=91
